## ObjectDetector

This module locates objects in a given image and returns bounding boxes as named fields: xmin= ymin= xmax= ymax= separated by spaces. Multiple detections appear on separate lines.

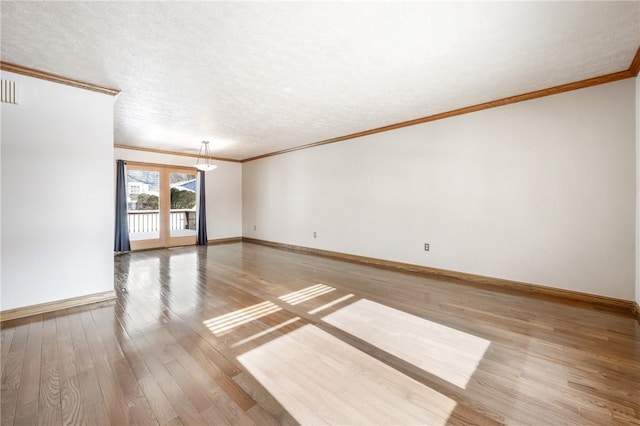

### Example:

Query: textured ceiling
xmin=1 ymin=2 xmax=639 ymax=160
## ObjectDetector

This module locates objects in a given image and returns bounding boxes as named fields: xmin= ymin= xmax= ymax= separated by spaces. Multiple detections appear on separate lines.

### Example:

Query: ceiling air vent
xmin=1 ymin=79 xmax=18 ymax=104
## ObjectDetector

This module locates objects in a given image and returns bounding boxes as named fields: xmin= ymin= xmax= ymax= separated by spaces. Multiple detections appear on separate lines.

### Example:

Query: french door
xmin=125 ymin=163 xmax=198 ymax=250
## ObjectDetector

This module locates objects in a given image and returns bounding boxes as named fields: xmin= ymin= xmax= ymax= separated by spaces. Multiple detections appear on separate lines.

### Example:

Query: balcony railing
xmin=127 ymin=209 xmax=196 ymax=233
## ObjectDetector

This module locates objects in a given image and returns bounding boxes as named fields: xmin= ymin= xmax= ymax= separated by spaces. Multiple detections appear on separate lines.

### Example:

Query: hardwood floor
xmin=2 ymin=242 xmax=639 ymax=425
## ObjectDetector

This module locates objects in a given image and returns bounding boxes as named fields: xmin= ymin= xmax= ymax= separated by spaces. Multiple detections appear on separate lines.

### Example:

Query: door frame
xmin=126 ymin=161 xmax=198 ymax=250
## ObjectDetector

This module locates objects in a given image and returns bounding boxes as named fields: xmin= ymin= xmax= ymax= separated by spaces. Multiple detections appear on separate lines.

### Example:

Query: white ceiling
xmin=1 ymin=2 xmax=639 ymax=160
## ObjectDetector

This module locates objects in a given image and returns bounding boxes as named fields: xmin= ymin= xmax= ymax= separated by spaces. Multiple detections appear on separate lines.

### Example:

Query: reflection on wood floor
xmin=1 ymin=242 xmax=639 ymax=425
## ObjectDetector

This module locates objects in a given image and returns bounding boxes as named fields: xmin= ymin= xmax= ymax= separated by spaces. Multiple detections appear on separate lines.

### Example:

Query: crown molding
xmin=7 ymin=44 xmax=639 ymax=163
xmin=119 ymin=62 xmax=637 ymax=164
xmin=0 ymin=61 xmax=120 ymax=96
xmin=114 ymin=144 xmax=241 ymax=163
xmin=243 ymin=68 xmax=635 ymax=163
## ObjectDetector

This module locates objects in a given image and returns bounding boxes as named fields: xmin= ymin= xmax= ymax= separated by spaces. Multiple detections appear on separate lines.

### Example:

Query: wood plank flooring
xmin=2 ymin=242 xmax=639 ymax=425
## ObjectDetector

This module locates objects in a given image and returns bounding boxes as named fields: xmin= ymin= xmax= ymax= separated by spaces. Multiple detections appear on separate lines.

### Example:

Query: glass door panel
xmin=126 ymin=167 xmax=162 ymax=250
xmin=168 ymin=170 xmax=197 ymax=246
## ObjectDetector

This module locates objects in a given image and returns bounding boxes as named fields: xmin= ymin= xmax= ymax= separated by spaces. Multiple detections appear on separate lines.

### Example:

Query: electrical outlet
xmin=424 ymin=243 xmax=429 ymax=251
xmin=253 ymin=225 xmax=256 ymax=231
xmin=313 ymin=231 xmax=317 ymax=238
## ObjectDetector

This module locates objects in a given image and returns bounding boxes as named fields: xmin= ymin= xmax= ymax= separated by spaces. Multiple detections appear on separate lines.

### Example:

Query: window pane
xmin=127 ymin=169 xmax=160 ymax=241
xmin=169 ymin=172 xmax=197 ymax=238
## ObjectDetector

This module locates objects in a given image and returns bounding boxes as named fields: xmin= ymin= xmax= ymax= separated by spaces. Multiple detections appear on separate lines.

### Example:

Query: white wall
xmin=113 ymin=148 xmax=242 ymax=240
xmin=1 ymin=71 xmax=115 ymax=311
xmin=243 ymin=79 xmax=636 ymax=301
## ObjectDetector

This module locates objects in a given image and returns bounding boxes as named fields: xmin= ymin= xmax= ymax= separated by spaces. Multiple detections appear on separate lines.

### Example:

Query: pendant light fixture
xmin=195 ymin=141 xmax=217 ymax=171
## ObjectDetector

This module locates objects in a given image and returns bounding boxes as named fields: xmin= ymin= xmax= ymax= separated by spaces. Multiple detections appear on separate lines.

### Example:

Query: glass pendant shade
xmin=195 ymin=141 xmax=218 ymax=171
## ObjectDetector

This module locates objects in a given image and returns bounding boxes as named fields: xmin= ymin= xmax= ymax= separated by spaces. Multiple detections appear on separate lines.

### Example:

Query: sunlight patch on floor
xmin=308 ymin=294 xmax=354 ymax=314
xmin=203 ymin=301 xmax=282 ymax=335
xmin=322 ymin=299 xmax=490 ymax=389
xmin=231 ymin=316 xmax=301 ymax=348
xmin=237 ymin=324 xmax=456 ymax=425
xmin=279 ymin=284 xmax=336 ymax=305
